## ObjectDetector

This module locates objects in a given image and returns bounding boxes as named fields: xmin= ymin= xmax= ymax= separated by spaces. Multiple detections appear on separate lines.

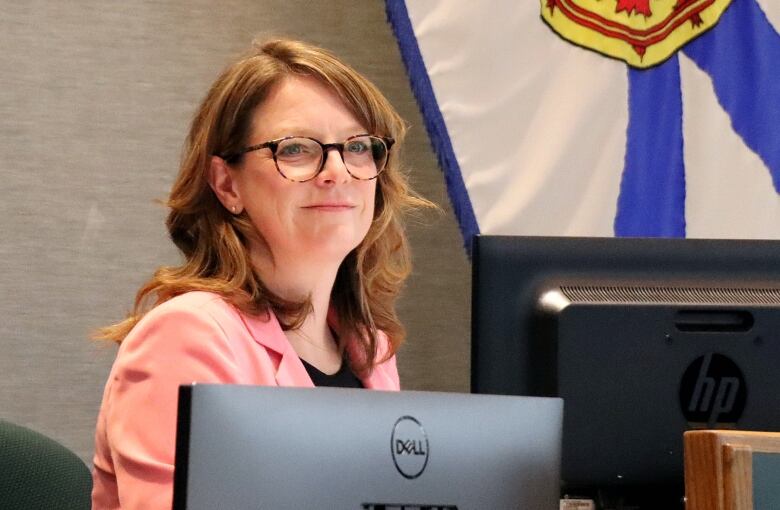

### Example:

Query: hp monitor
xmin=471 ymin=235 xmax=780 ymax=506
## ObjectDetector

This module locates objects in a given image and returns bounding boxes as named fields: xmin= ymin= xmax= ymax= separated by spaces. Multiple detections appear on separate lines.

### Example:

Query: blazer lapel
xmin=239 ymin=306 xmax=397 ymax=390
xmin=275 ymin=348 xmax=315 ymax=387
xmin=239 ymin=309 xmax=314 ymax=388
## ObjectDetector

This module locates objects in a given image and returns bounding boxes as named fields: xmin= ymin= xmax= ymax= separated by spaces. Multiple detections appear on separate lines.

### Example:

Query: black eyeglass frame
xmin=219 ymin=134 xmax=395 ymax=183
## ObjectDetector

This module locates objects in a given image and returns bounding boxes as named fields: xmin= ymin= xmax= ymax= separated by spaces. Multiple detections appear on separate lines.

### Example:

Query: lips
xmin=302 ymin=203 xmax=356 ymax=211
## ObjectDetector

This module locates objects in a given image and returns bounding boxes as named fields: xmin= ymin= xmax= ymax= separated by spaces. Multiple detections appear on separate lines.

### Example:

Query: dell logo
xmin=391 ymin=416 xmax=430 ymax=479
xmin=679 ymin=353 xmax=747 ymax=428
xmin=395 ymin=439 xmax=427 ymax=456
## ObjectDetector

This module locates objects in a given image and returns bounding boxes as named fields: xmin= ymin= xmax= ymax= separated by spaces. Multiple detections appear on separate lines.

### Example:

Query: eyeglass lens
xmin=274 ymin=136 xmax=388 ymax=181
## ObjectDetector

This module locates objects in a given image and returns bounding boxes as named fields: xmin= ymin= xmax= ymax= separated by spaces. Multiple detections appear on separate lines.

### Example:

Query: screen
xmin=471 ymin=235 xmax=780 ymax=504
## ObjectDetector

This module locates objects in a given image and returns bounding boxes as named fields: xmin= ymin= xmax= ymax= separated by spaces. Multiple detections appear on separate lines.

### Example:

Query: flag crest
xmin=542 ymin=0 xmax=733 ymax=67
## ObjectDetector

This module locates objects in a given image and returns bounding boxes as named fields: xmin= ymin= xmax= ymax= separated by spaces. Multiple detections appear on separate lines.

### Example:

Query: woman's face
xmin=232 ymin=75 xmax=377 ymax=266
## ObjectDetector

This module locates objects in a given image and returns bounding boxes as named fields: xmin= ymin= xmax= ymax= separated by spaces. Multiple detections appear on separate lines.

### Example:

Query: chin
xmin=302 ymin=233 xmax=364 ymax=260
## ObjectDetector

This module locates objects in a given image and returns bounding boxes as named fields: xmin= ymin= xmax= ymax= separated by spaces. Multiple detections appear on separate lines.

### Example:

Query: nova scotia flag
xmin=386 ymin=0 xmax=780 ymax=253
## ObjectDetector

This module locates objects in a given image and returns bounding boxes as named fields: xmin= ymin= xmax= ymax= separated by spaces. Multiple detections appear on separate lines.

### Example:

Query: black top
xmin=300 ymin=358 xmax=364 ymax=388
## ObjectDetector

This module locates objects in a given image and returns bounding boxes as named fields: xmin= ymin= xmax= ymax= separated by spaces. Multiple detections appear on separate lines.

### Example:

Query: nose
xmin=316 ymin=146 xmax=351 ymax=185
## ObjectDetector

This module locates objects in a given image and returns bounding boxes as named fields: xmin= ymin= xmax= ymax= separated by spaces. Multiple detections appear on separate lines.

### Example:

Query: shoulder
xmin=115 ymin=291 xmax=287 ymax=380
xmin=129 ymin=291 xmax=246 ymax=340
xmin=142 ymin=291 xmax=236 ymax=323
xmin=117 ymin=291 xmax=244 ymax=364
xmin=107 ymin=292 xmax=272 ymax=404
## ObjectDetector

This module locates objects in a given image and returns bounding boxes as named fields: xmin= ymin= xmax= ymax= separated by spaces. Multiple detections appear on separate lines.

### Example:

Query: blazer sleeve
xmin=103 ymin=302 xmax=243 ymax=510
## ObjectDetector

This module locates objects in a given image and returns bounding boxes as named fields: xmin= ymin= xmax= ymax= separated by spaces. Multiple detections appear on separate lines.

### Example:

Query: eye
xmin=346 ymin=140 xmax=370 ymax=154
xmin=279 ymin=143 xmax=307 ymax=156
xmin=275 ymin=138 xmax=321 ymax=163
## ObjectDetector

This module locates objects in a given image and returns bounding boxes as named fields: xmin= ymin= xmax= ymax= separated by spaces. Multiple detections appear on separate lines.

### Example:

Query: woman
xmin=91 ymin=38 xmax=429 ymax=509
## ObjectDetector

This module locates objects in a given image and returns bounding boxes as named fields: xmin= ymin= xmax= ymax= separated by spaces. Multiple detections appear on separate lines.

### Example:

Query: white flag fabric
xmin=387 ymin=0 xmax=780 ymax=251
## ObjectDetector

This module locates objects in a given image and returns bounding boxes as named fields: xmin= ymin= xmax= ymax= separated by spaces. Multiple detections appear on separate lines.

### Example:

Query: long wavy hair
xmin=98 ymin=38 xmax=430 ymax=373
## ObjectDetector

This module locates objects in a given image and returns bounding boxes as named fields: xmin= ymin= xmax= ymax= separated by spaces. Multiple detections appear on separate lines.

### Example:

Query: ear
xmin=207 ymin=156 xmax=243 ymax=214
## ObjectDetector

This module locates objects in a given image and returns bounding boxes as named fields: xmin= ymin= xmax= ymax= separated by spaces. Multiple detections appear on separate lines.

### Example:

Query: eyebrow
xmin=261 ymin=125 xmax=369 ymax=141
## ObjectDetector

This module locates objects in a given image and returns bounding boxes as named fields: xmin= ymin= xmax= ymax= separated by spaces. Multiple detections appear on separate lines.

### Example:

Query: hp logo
xmin=679 ymin=353 xmax=746 ymax=428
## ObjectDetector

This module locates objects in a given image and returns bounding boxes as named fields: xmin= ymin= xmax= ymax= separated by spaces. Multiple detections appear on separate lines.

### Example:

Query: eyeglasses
xmin=220 ymin=134 xmax=394 ymax=182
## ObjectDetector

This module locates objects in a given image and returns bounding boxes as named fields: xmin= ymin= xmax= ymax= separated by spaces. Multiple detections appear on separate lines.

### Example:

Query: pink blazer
xmin=91 ymin=291 xmax=400 ymax=510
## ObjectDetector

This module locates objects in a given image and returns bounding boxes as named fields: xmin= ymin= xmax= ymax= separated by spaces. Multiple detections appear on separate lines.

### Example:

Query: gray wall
xmin=0 ymin=1 xmax=470 ymax=463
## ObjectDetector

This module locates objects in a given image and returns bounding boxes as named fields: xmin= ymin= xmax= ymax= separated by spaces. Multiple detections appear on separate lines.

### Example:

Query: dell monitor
xmin=471 ymin=235 xmax=780 ymax=507
xmin=173 ymin=385 xmax=563 ymax=510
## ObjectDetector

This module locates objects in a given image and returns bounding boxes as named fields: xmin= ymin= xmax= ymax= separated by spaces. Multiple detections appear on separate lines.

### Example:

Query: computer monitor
xmin=471 ymin=235 xmax=780 ymax=505
xmin=173 ymin=384 xmax=562 ymax=510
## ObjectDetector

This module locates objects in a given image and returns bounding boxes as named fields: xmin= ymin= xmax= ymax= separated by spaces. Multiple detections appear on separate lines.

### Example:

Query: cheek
xmin=238 ymin=172 xmax=293 ymax=237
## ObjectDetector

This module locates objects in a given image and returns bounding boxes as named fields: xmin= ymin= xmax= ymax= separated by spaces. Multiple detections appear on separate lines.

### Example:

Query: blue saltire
xmin=385 ymin=0 xmax=480 ymax=255
xmin=614 ymin=56 xmax=687 ymax=238
xmin=683 ymin=0 xmax=780 ymax=191
xmin=617 ymin=0 xmax=780 ymax=238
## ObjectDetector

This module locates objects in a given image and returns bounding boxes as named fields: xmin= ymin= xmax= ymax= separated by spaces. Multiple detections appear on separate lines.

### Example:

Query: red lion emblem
xmin=542 ymin=0 xmax=733 ymax=66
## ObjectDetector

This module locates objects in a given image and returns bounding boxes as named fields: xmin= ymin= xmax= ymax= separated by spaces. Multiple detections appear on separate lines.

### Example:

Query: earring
xmin=231 ymin=206 xmax=237 ymax=213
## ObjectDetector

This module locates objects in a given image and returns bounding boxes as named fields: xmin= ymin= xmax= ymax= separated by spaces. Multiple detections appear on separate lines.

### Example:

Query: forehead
xmin=250 ymin=75 xmax=367 ymax=141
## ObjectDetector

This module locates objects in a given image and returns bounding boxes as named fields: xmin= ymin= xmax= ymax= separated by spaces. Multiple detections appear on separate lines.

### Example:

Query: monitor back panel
xmin=549 ymin=301 xmax=780 ymax=486
xmin=174 ymin=385 xmax=562 ymax=510
xmin=471 ymin=235 xmax=780 ymax=490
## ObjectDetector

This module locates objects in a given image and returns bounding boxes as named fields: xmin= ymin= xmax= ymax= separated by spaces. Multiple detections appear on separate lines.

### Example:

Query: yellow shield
xmin=541 ymin=0 xmax=733 ymax=68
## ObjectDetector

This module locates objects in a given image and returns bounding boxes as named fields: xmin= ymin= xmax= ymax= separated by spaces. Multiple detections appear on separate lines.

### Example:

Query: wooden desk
xmin=684 ymin=430 xmax=780 ymax=510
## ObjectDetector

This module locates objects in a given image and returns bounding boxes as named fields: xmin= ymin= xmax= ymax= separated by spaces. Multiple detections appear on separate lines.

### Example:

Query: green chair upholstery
xmin=0 ymin=420 xmax=92 ymax=510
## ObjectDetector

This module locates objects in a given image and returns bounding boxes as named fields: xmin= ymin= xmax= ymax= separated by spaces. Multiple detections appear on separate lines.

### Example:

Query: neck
xmin=251 ymin=244 xmax=343 ymax=351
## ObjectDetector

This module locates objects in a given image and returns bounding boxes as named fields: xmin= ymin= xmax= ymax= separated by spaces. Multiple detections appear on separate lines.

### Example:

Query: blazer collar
xmin=240 ymin=308 xmax=289 ymax=355
xmin=239 ymin=309 xmax=314 ymax=388
xmin=239 ymin=307 xmax=388 ymax=389
xmin=275 ymin=349 xmax=315 ymax=388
